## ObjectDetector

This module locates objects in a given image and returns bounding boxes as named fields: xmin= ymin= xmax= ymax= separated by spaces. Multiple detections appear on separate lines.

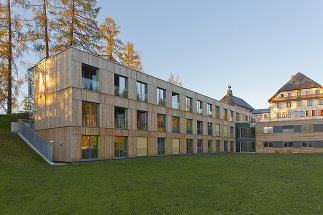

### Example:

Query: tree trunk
xmin=7 ymin=0 xmax=12 ymax=114
xmin=43 ymin=0 xmax=49 ymax=58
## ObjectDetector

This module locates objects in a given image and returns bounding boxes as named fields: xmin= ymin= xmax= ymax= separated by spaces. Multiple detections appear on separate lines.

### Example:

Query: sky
xmin=19 ymin=0 xmax=323 ymax=110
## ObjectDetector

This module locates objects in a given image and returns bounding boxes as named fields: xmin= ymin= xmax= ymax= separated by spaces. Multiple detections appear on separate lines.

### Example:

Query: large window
xmin=186 ymin=97 xmax=193 ymax=112
xmin=172 ymin=92 xmax=180 ymax=109
xmin=215 ymin=106 xmax=220 ymax=119
xmin=197 ymin=121 xmax=203 ymax=135
xmin=208 ymin=140 xmax=213 ymax=153
xmin=216 ymin=140 xmax=220 ymax=152
xmin=137 ymin=137 xmax=148 ymax=157
xmin=230 ymin=141 xmax=234 ymax=152
xmin=197 ymin=139 xmax=203 ymax=154
xmin=319 ymin=99 xmax=323 ymax=105
xmin=137 ymin=81 xmax=147 ymax=102
xmin=157 ymin=114 xmax=166 ymax=132
xmin=263 ymin=126 xmax=273 ymax=133
xmin=82 ymin=101 xmax=99 ymax=127
xmin=207 ymin=103 xmax=212 ymax=116
xmin=115 ymin=107 xmax=127 ymax=129
xmin=223 ymin=125 xmax=229 ymax=137
xmin=172 ymin=139 xmax=180 ymax=154
xmin=81 ymin=136 xmax=98 ymax=160
xmin=187 ymin=139 xmax=193 ymax=154
xmin=230 ymin=126 xmax=234 ymax=138
xmin=197 ymin=100 xmax=203 ymax=114
xmin=157 ymin=138 xmax=166 ymax=156
xmin=302 ymin=124 xmax=313 ymax=132
xmin=114 ymin=136 xmax=128 ymax=158
xmin=264 ymin=141 xmax=273 ymax=148
xmin=82 ymin=64 xmax=99 ymax=92
xmin=157 ymin=88 xmax=166 ymax=106
xmin=308 ymin=100 xmax=313 ymax=106
xmin=230 ymin=111 xmax=233 ymax=121
xmin=215 ymin=124 xmax=220 ymax=137
xmin=208 ymin=122 xmax=213 ymax=136
xmin=236 ymin=113 xmax=240 ymax=122
xmin=172 ymin=116 xmax=180 ymax=133
xmin=186 ymin=119 xmax=193 ymax=134
xmin=283 ymin=141 xmax=294 ymax=148
xmin=224 ymin=141 xmax=228 ymax=152
xmin=223 ymin=109 xmax=228 ymax=120
xmin=302 ymin=141 xmax=313 ymax=148
xmin=137 ymin=110 xmax=148 ymax=130
xmin=114 ymin=74 xmax=128 ymax=98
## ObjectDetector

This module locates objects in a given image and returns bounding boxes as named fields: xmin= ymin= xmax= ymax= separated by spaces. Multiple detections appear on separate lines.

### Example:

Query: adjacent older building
xmin=30 ymin=47 xmax=256 ymax=162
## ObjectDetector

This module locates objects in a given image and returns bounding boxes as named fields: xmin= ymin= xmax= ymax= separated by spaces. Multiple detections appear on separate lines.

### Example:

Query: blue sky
xmin=20 ymin=0 xmax=323 ymax=109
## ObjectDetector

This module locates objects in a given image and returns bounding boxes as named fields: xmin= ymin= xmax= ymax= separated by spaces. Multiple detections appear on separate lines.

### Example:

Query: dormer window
xmin=280 ymin=94 xmax=284 ymax=97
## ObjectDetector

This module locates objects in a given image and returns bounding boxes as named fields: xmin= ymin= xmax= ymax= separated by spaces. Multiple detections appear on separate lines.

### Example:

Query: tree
xmin=118 ymin=41 xmax=142 ymax=71
xmin=98 ymin=16 xmax=123 ymax=62
xmin=51 ymin=0 xmax=101 ymax=54
xmin=168 ymin=73 xmax=183 ymax=87
xmin=0 ymin=0 xmax=27 ymax=114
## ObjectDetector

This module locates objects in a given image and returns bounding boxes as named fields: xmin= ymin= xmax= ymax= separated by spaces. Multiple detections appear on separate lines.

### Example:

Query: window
xmin=224 ymin=141 xmax=228 ymax=152
xmin=280 ymin=93 xmax=284 ymax=97
xmin=297 ymin=101 xmax=302 ymax=107
xmin=306 ymin=110 xmax=311 ymax=117
xmin=215 ymin=106 xmax=220 ymax=119
xmin=319 ymin=99 xmax=323 ymax=105
xmin=282 ymin=112 xmax=287 ymax=118
xmin=82 ymin=64 xmax=99 ymax=92
xmin=230 ymin=141 xmax=234 ymax=152
xmin=197 ymin=139 xmax=203 ymax=154
xmin=297 ymin=91 xmax=301 ymax=96
xmin=157 ymin=138 xmax=166 ymax=156
xmin=223 ymin=109 xmax=228 ymax=120
xmin=264 ymin=114 xmax=268 ymax=119
xmin=137 ymin=110 xmax=148 ymax=130
xmin=157 ymin=88 xmax=166 ymax=106
xmin=208 ymin=140 xmax=213 ymax=153
xmin=230 ymin=111 xmax=233 ymax=121
xmin=259 ymin=115 xmax=262 ymax=119
xmin=236 ymin=113 xmax=240 ymax=122
xmin=288 ymin=111 xmax=292 ymax=118
xmin=81 ymin=136 xmax=98 ymax=160
xmin=302 ymin=141 xmax=313 ymax=148
xmin=172 ymin=92 xmax=180 ymax=109
xmin=187 ymin=139 xmax=193 ymax=154
xmin=114 ymin=136 xmax=128 ymax=158
xmin=300 ymin=111 xmax=305 ymax=117
xmin=172 ymin=116 xmax=180 ymax=133
xmin=306 ymin=91 xmax=309 ymax=95
xmin=223 ymin=125 xmax=229 ymax=137
xmin=207 ymin=103 xmax=212 ymax=116
xmin=186 ymin=97 xmax=193 ymax=112
xmin=302 ymin=124 xmax=313 ymax=132
xmin=315 ymin=90 xmax=320 ymax=94
xmin=307 ymin=100 xmax=312 ymax=106
xmin=82 ymin=101 xmax=99 ymax=127
xmin=283 ymin=141 xmax=294 ymax=148
xmin=186 ymin=119 xmax=193 ymax=134
xmin=114 ymin=74 xmax=128 ymax=98
xmin=263 ymin=127 xmax=273 ymax=133
xmin=157 ymin=114 xmax=166 ymax=132
xmin=197 ymin=100 xmax=203 ymax=114
xmin=283 ymin=128 xmax=294 ymax=133
xmin=230 ymin=126 xmax=234 ymax=138
xmin=137 ymin=81 xmax=147 ymax=102
xmin=115 ymin=107 xmax=127 ymax=129
xmin=137 ymin=137 xmax=148 ymax=157
xmin=264 ymin=141 xmax=273 ymax=148
xmin=172 ymin=139 xmax=180 ymax=154
xmin=215 ymin=124 xmax=220 ymax=137
xmin=320 ymin=110 xmax=323 ymax=116
xmin=216 ymin=140 xmax=220 ymax=152
xmin=277 ymin=113 xmax=281 ymax=118
xmin=312 ymin=110 xmax=317 ymax=116
xmin=197 ymin=121 xmax=203 ymax=135
xmin=288 ymin=92 xmax=291 ymax=97
xmin=208 ymin=122 xmax=213 ymax=136
xmin=277 ymin=103 xmax=282 ymax=108
xmin=286 ymin=102 xmax=291 ymax=107
xmin=294 ymin=111 xmax=299 ymax=117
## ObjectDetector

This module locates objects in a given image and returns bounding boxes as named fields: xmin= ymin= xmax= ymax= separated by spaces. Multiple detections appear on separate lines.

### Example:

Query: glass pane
xmin=137 ymin=137 xmax=148 ymax=156
xmin=90 ymin=104 xmax=97 ymax=126
xmin=172 ymin=139 xmax=180 ymax=154
xmin=82 ymin=102 xmax=90 ymax=126
xmin=114 ymin=137 xmax=120 ymax=158
xmin=119 ymin=137 xmax=128 ymax=158
xmin=82 ymin=136 xmax=90 ymax=159
xmin=90 ymin=136 xmax=98 ymax=159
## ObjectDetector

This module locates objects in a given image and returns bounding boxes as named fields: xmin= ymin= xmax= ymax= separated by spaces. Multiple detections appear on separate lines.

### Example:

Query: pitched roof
xmin=252 ymin=108 xmax=270 ymax=114
xmin=269 ymin=72 xmax=322 ymax=101
xmin=220 ymin=87 xmax=254 ymax=111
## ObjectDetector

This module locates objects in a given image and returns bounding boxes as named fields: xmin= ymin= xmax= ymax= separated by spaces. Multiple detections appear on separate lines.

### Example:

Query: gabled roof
xmin=269 ymin=72 xmax=322 ymax=101
xmin=252 ymin=108 xmax=270 ymax=114
xmin=220 ymin=86 xmax=254 ymax=111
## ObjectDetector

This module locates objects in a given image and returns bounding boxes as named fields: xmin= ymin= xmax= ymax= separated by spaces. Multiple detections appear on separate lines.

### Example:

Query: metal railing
xmin=18 ymin=120 xmax=53 ymax=164
xmin=114 ymin=86 xmax=128 ymax=98
xmin=82 ymin=78 xmax=99 ymax=92
xmin=115 ymin=119 xmax=127 ymax=129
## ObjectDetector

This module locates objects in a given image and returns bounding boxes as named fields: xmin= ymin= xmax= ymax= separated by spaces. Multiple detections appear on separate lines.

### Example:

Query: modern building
xmin=252 ymin=108 xmax=270 ymax=121
xmin=29 ymin=47 xmax=256 ymax=162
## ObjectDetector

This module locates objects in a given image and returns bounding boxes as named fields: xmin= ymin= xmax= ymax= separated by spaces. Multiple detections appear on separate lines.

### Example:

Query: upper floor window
xmin=280 ymin=93 xmax=284 ymax=97
xmin=306 ymin=110 xmax=311 ymax=117
xmin=236 ymin=113 xmax=240 ymax=122
xmin=300 ymin=111 xmax=305 ymax=117
xmin=82 ymin=64 xmax=99 ymax=92
xmin=172 ymin=116 xmax=180 ymax=133
xmin=287 ymin=92 xmax=291 ymax=97
xmin=307 ymin=100 xmax=312 ymax=106
xmin=157 ymin=88 xmax=166 ymax=106
xmin=157 ymin=114 xmax=166 ymax=132
xmin=277 ymin=103 xmax=282 ymax=108
xmin=207 ymin=103 xmax=212 ymax=116
xmin=197 ymin=121 xmax=203 ymax=135
xmin=319 ymin=99 xmax=323 ymax=105
xmin=215 ymin=124 xmax=220 ymax=136
xmin=294 ymin=111 xmax=299 ymax=117
xmin=230 ymin=126 xmax=234 ymax=138
xmin=223 ymin=126 xmax=229 ymax=137
xmin=172 ymin=92 xmax=180 ymax=109
xmin=297 ymin=91 xmax=301 ymax=96
xmin=186 ymin=119 xmax=193 ymax=134
xmin=230 ymin=111 xmax=233 ymax=121
xmin=287 ymin=111 xmax=292 ymax=118
xmin=306 ymin=91 xmax=309 ymax=95
xmin=197 ymin=100 xmax=203 ymax=114
xmin=263 ymin=126 xmax=273 ymax=133
xmin=137 ymin=110 xmax=148 ymax=130
xmin=137 ymin=82 xmax=147 ymax=102
xmin=223 ymin=108 xmax=228 ymax=120
xmin=315 ymin=90 xmax=320 ymax=94
xmin=114 ymin=74 xmax=128 ymax=98
xmin=208 ymin=122 xmax=213 ymax=136
xmin=297 ymin=100 xmax=302 ymax=107
xmin=277 ymin=112 xmax=281 ymax=118
xmin=82 ymin=101 xmax=99 ymax=127
xmin=282 ymin=112 xmax=287 ymax=118
xmin=186 ymin=96 xmax=192 ymax=112
xmin=115 ymin=107 xmax=127 ymax=129
xmin=312 ymin=110 xmax=317 ymax=116
xmin=302 ymin=124 xmax=313 ymax=132
xmin=286 ymin=102 xmax=291 ymax=107
xmin=215 ymin=106 xmax=220 ymax=119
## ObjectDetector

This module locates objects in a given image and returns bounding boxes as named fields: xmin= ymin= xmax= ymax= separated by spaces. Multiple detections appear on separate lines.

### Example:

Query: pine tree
xmin=0 ymin=0 xmax=27 ymax=114
xmin=118 ymin=41 xmax=143 ymax=71
xmin=51 ymin=0 xmax=101 ymax=54
xmin=98 ymin=16 xmax=123 ymax=62
xmin=168 ymin=73 xmax=183 ymax=87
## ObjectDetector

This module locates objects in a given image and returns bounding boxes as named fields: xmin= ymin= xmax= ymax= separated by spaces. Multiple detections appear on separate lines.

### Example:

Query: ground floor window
xmin=187 ymin=139 xmax=193 ymax=154
xmin=157 ymin=138 xmax=166 ymax=155
xmin=172 ymin=139 xmax=180 ymax=154
xmin=114 ymin=136 xmax=128 ymax=158
xmin=224 ymin=141 xmax=228 ymax=152
xmin=302 ymin=141 xmax=313 ymax=148
xmin=82 ymin=136 xmax=99 ymax=160
xmin=208 ymin=140 xmax=213 ymax=153
xmin=197 ymin=139 xmax=203 ymax=154
xmin=230 ymin=141 xmax=234 ymax=152
xmin=264 ymin=141 xmax=273 ymax=148
xmin=283 ymin=141 xmax=294 ymax=148
xmin=137 ymin=137 xmax=148 ymax=157
xmin=216 ymin=140 xmax=220 ymax=152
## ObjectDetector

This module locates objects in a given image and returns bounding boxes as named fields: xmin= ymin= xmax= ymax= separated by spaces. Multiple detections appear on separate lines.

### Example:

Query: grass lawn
xmin=1 ymin=114 xmax=323 ymax=214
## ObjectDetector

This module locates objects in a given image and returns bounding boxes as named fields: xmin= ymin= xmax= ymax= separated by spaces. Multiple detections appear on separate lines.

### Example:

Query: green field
xmin=1 ymin=114 xmax=323 ymax=214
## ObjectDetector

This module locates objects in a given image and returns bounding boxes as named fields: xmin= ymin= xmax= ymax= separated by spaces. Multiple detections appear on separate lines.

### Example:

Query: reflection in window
xmin=82 ymin=101 xmax=99 ymax=127
xmin=197 ymin=139 xmax=203 ymax=154
xmin=137 ymin=81 xmax=147 ymax=102
xmin=186 ymin=97 xmax=193 ymax=112
xmin=137 ymin=110 xmax=148 ymax=130
xmin=82 ymin=64 xmax=99 ymax=92
xmin=197 ymin=100 xmax=203 ymax=114
xmin=82 ymin=136 xmax=98 ymax=160
xmin=157 ymin=138 xmax=166 ymax=156
xmin=157 ymin=114 xmax=166 ymax=132
xmin=157 ymin=88 xmax=166 ymax=106
xmin=115 ymin=107 xmax=127 ymax=129
xmin=114 ymin=74 xmax=128 ymax=98
xmin=172 ymin=92 xmax=180 ymax=109
xmin=114 ymin=136 xmax=128 ymax=158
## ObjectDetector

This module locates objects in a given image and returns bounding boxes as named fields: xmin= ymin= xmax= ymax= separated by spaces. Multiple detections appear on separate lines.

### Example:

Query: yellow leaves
xmin=118 ymin=41 xmax=143 ymax=72
xmin=168 ymin=73 xmax=183 ymax=87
